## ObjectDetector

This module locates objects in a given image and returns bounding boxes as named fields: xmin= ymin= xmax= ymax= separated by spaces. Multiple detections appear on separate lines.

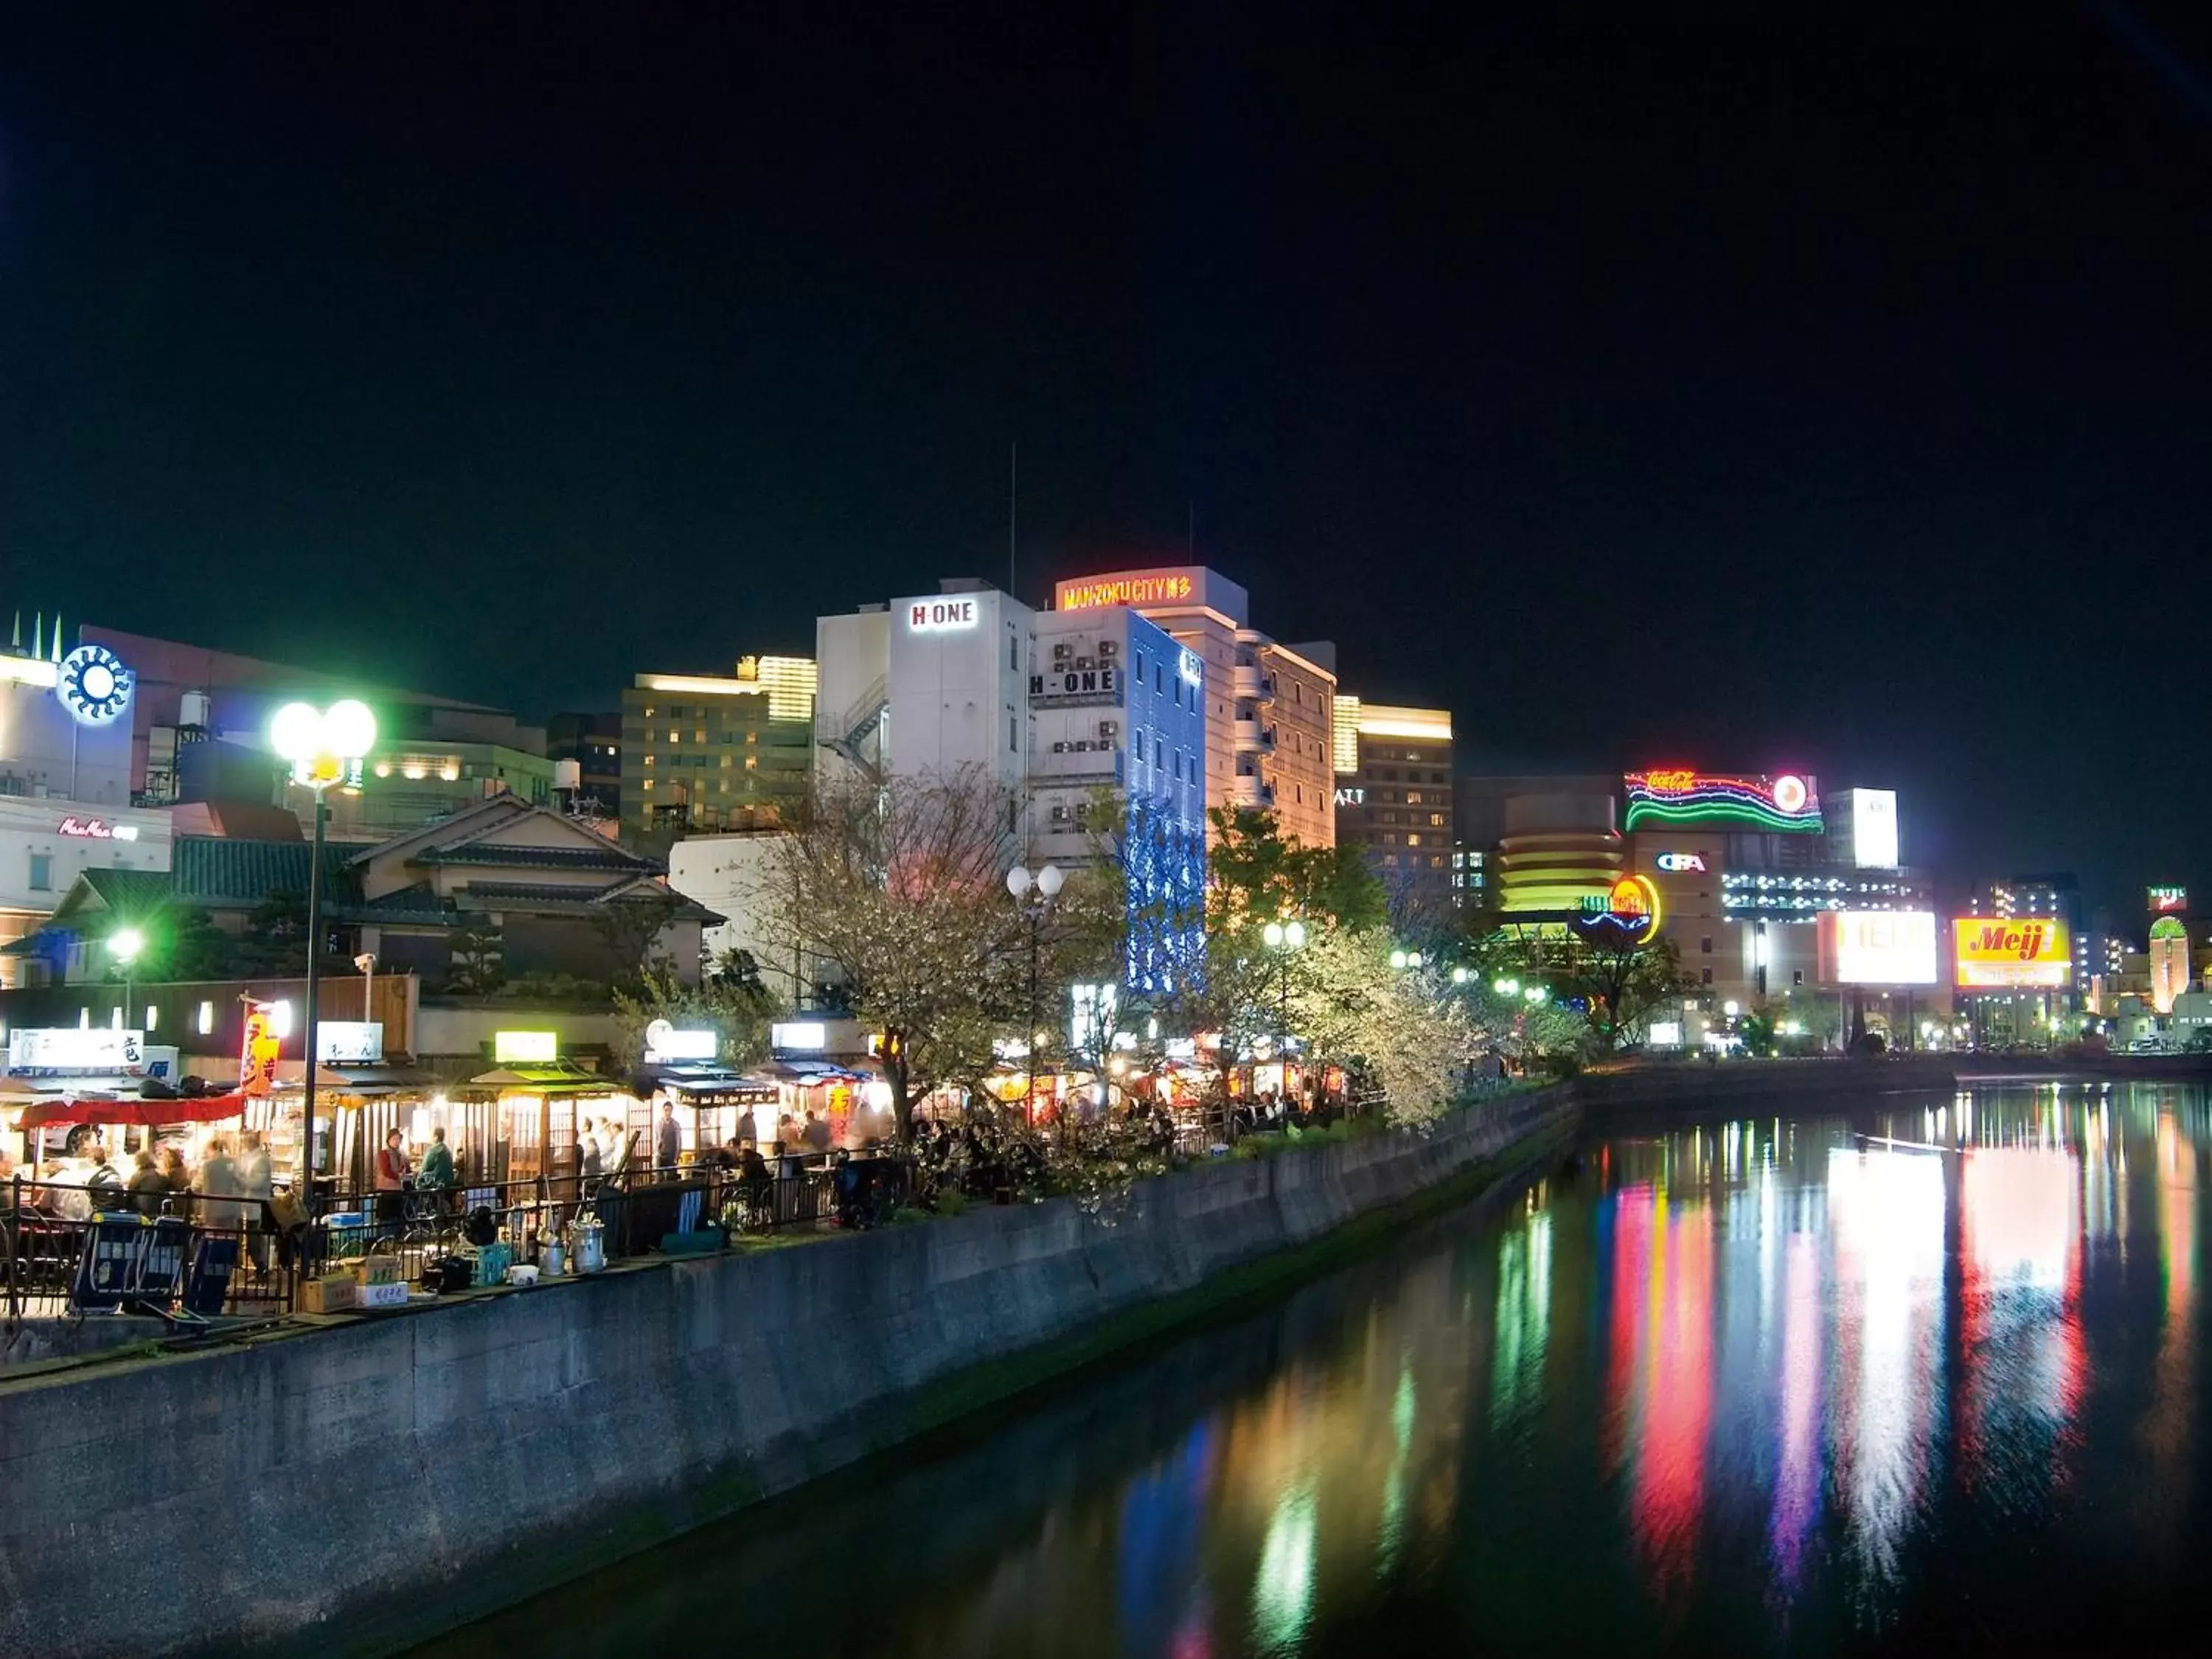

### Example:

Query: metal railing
xmin=3 ymin=1175 xmax=299 ymax=1323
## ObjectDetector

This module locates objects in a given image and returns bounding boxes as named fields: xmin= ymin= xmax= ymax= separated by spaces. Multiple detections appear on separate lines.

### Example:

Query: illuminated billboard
xmin=1952 ymin=918 xmax=2072 ymax=990
xmin=1818 ymin=910 xmax=1938 ymax=986
xmin=2149 ymin=886 xmax=2187 ymax=914
xmin=1623 ymin=771 xmax=1823 ymax=835
xmin=1843 ymin=788 xmax=1899 ymax=869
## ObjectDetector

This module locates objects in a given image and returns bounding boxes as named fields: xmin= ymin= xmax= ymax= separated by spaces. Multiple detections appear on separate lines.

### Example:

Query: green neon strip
xmin=1624 ymin=799 xmax=1825 ymax=834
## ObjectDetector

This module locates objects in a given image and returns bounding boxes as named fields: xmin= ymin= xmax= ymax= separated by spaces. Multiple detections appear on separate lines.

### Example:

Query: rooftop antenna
xmin=1187 ymin=500 xmax=1195 ymax=561
xmin=1008 ymin=440 xmax=1018 ymax=601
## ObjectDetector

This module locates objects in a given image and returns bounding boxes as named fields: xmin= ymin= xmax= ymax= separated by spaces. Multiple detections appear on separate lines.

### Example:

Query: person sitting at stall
xmin=126 ymin=1149 xmax=170 ymax=1217
xmin=711 ymin=1137 xmax=742 ymax=1172
xmin=802 ymin=1109 xmax=832 ymax=1154
xmin=82 ymin=1140 xmax=123 ymax=1212
xmin=737 ymin=1141 xmax=770 ymax=1185
xmin=374 ymin=1129 xmax=410 ymax=1224
xmin=156 ymin=1143 xmax=192 ymax=1200
xmin=579 ymin=1121 xmax=604 ymax=1192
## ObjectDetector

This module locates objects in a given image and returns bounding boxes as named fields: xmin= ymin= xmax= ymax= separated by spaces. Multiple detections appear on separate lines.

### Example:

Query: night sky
xmin=4 ymin=4 xmax=2209 ymax=917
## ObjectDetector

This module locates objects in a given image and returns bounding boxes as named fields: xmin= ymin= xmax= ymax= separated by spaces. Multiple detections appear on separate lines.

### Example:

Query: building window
xmin=1009 ymin=634 xmax=1020 ymax=671
xmin=1405 ymin=833 xmax=1422 ymax=847
xmin=643 ymin=779 xmax=654 ymax=790
xmin=1700 ymin=936 xmax=1713 ymax=955
xmin=197 ymin=1000 xmax=215 ymax=1036
xmin=1405 ymin=790 xmax=1422 ymax=806
xmin=28 ymin=852 xmax=51 ymax=892
xmin=720 ymin=754 xmax=733 ymax=768
xmin=1701 ymin=967 xmax=1714 ymax=985
xmin=1792 ymin=970 xmax=1805 ymax=987
xmin=1009 ymin=716 xmax=1018 ymax=754
xmin=643 ymin=754 xmax=655 ymax=767
xmin=1383 ymin=853 xmax=1399 ymax=867
xmin=1428 ymin=813 xmax=1445 ymax=827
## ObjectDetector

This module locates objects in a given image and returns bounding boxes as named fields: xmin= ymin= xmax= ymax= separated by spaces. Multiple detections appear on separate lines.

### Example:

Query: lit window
xmin=643 ymin=755 xmax=654 ymax=767
xmin=745 ymin=757 xmax=757 ymax=771
xmin=643 ymin=779 xmax=654 ymax=790
xmin=695 ymin=728 xmax=706 ymax=742
xmin=668 ymin=728 xmax=681 ymax=744
xmin=197 ymin=1001 xmax=214 ymax=1036
xmin=1406 ymin=833 xmax=1421 ymax=847
xmin=146 ymin=1004 xmax=159 ymax=1031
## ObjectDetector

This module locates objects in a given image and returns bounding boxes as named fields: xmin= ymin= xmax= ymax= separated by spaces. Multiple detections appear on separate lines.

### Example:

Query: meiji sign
xmin=908 ymin=598 xmax=979 ymax=633
xmin=1952 ymin=917 xmax=2071 ymax=989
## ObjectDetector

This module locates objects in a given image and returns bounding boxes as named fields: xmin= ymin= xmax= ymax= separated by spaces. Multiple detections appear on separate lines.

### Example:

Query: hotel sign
xmin=1057 ymin=571 xmax=1197 ymax=611
xmin=907 ymin=597 xmax=979 ymax=633
xmin=1029 ymin=667 xmax=1121 ymax=704
xmin=57 ymin=816 xmax=142 ymax=841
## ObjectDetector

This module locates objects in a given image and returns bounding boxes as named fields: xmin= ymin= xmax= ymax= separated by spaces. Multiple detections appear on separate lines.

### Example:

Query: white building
xmin=665 ymin=830 xmax=803 ymax=1004
xmin=816 ymin=580 xmax=1208 ymax=992
xmin=1 ymin=628 xmax=172 ymax=982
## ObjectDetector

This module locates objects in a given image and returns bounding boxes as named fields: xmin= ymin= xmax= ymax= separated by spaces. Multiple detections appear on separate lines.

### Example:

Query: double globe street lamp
xmin=270 ymin=698 xmax=377 ymax=1211
xmin=1006 ymin=863 xmax=1064 ymax=1125
xmin=1262 ymin=917 xmax=1307 ymax=1089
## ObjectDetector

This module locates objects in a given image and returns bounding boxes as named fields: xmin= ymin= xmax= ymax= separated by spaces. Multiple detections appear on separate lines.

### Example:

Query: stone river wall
xmin=0 ymin=1085 xmax=1579 ymax=1659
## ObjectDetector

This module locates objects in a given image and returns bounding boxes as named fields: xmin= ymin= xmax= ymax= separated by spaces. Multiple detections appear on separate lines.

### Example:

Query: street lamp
xmin=1006 ymin=863 xmax=1064 ymax=1126
xmin=271 ymin=698 xmax=377 ymax=1211
xmin=1492 ymin=978 xmax=1520 ymax=998
xmin=1262 ymin=917 xmax=1307 ymax=1094
xmin=109 ymin=927 xmax=145 ymax=1031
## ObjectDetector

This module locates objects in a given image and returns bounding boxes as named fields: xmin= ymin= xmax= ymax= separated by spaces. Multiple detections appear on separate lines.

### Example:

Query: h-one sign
xmin=908 ymin=597 xmax=979 ymax=633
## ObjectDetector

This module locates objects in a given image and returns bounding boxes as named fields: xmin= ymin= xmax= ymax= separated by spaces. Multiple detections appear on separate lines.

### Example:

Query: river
xmin=414 ymin=1082 xmax=2212 ymax=1656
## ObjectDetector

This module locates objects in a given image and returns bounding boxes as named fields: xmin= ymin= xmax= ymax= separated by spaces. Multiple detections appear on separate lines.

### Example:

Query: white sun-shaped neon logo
xmin=57 ymin=644 xmax=133 ymax=726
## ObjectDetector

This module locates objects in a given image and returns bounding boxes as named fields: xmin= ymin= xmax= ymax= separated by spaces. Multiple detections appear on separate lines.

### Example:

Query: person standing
xmin=374 ymin=1129 xmax=409 ymax=1224
xmin=156 ymin=1144 xmax=192 ymax=1200
xmin=198 ymin=1137 xmax=243 ymax=1232
xmin=656 ymin=1101 xmax=682 ymax=1172
xmin=802 ymin=1109 xmax=831 ymax=1155
xmin=419 ymin=1126 xmax=455 ymax=1211
xmin=236 ymin=1130 xmax=274 ymax=1271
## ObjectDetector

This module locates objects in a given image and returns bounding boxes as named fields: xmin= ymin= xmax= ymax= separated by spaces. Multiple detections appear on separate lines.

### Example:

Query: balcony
xmin=1231 ymin=773 xmax=1276 ymax=809
xmin=1232 ymin=719 xmax=1277 ymax=754
xmin=1230 ymin=664 xmax=1276 ymax=703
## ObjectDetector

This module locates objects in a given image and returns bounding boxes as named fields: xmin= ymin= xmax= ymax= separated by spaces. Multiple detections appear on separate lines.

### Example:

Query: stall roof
xmin=646 ymin=1065 xmax=781 ymax=1103
xmin=465 ymin=1062 xmax=625 ymax=1094
xmin=18 ymin=1091 xmax=251 ymax=1128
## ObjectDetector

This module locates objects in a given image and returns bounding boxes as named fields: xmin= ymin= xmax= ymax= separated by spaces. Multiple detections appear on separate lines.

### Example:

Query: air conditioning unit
xmin=1097 ymin=640 xmax=1118 ymax=659
xmin=1051 ymin=741 xmax=1068 ymax=754
xmin=1072 ymin=740 xmax=1091 ymax=752
xmin=1099 ymin=720 xmax=1119 ymax=740
xmin=1053 ymin=641 xmax=1073 ymax=659
xmin=1050 ymin=804 xmax=1071 ymax=822
xmin=1074 ymin=800 xmax=1092 ymax=819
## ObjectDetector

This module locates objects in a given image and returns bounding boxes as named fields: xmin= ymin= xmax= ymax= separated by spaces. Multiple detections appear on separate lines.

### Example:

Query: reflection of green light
xmin=1492 ymin=1212 xmax=1554 ymax=1428
xmin=1393 ymin=1366 xmax=1416 ymax=1453
xmin=1253 ymin=1480 xmax=1318 ymax=1652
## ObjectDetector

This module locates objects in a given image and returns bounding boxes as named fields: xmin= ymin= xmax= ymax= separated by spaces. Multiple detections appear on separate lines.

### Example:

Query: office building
xmin=1331 ymin=698 xmax=1455 ymax=912
xmin=619 ymin=655 xmax=817 ymax=835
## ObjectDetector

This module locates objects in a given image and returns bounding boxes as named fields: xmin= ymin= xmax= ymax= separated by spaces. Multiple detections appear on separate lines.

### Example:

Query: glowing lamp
xmin=271 ymin=698 xmax=378 ymax=787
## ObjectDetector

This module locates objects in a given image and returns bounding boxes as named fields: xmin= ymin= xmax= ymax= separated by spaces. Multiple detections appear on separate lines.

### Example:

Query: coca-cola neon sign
xmin=56 ymin=816 xmax=139 ymax=841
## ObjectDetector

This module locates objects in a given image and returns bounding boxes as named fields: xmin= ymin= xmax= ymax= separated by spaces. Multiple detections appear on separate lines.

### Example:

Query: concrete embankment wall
xmin=0 ymin=1087 xmax=1576 ymax=1659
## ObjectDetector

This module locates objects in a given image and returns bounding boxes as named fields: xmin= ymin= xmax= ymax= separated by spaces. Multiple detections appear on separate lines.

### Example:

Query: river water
xmin=418 ymin=1084 xmax=2212 ymax=1657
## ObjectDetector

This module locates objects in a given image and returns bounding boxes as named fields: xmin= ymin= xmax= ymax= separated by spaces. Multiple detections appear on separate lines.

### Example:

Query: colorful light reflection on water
xmin=415 ymin=1084 xmax=2212 ymax=1659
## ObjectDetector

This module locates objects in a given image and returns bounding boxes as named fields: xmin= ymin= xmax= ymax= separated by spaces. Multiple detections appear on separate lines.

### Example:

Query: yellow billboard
xmin=1952 ymin=917 xmax=2071 ymax=990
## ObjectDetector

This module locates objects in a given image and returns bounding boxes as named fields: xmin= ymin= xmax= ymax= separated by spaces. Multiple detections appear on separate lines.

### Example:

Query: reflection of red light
xmin=1632 ymin=1203 xmax=1712 ymax=1588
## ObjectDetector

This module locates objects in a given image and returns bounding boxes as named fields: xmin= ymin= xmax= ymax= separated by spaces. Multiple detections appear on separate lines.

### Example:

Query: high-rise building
xmin=619 ymin=655 xmax=817 ymax=835
xmin=1053 ymin=566 xmax=1336 ymax=848
xmin=815 ymin=581 xmax=1206 ymax=992
xmin=1330 ymin=699 xmax=1455 ymax=913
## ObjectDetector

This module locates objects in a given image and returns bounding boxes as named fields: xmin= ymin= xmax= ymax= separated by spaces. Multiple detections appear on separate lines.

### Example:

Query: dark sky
xmin=4 ymin=4 xmax=2209 ymax=918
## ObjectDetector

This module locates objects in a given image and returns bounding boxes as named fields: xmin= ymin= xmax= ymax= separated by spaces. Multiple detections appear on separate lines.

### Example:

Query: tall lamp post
xmin=1262 ymin=917 xmax=1307 ymax=1095
xmin=270 ymin=698 xmax=377 ymax=1212
xmin=1006 ymin=863 xmax=1064 ymax=1125
xmin=109 ymin=927 xmax=145 ymax=1032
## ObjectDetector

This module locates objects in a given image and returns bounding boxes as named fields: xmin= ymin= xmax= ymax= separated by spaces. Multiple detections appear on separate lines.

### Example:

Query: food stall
xmin=636 ymin=1064 xmax=781 ymax=1163
xmin=462 ymin=1060 xmax=636 ymax=1190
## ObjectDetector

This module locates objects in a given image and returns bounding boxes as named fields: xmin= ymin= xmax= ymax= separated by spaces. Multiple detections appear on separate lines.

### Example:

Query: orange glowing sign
xmin=240 ymin=1004 xmax=282 ymax=1097
xmin=1056 ymin=571 xmax=1197 ymax=611
xmin=1952 ymin=918 xmax=2072 ymax=989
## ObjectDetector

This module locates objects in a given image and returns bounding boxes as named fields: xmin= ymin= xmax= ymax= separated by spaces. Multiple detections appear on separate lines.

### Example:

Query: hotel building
xmin=619 ymin=655 xmax=818 ymax=835
xmin=1330 ymin=699 xmax=1456 ymax=911
xmin=1053 ymin=567 xmax=1336 ymax=849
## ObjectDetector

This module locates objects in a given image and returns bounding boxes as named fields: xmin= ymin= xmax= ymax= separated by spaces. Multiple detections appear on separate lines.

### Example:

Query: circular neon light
xmin=56 ymin=644 xmax=133 ymax=727
xmin=1772 ymin=774 xmax=1808 ymax=814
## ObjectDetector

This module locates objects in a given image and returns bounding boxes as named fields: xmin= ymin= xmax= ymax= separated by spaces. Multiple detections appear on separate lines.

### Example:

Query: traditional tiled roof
xmin=171 ymin=837 xmax=357 ymax=907
xmin=414 ymin=843 xmax=652 ymax=872
xmin=74 ymin=867 xmax=176 ymax=916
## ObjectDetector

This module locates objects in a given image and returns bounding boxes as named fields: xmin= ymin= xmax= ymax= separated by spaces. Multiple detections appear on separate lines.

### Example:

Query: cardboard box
xmin=299 ymin=1274 xmax=358 ymax=1314
xmin=352 ymin=1254 xmax=403 ymax=1288
xmin=357 ymin=1281 xmax=410 ymax=1310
